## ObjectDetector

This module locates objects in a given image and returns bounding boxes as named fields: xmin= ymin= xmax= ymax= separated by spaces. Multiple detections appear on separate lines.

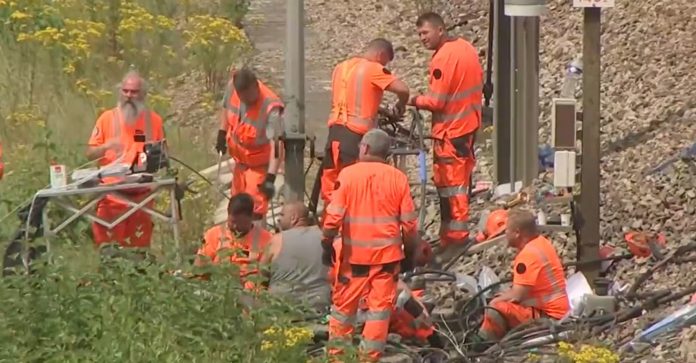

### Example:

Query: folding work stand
xmin=35 ymin=178 xmax=181 ymax=263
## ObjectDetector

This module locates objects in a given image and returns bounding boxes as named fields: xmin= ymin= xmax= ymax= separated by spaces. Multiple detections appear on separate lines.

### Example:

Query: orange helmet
xmin=475 ymin=209 xmax=508 ymax=243
xmin=625 ymin=232 xmax=666 ymax=258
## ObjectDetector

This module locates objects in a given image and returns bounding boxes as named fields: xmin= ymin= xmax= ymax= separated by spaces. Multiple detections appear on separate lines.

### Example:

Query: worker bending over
xmin=319 ymin=38 xmax=410 ymax=221
xmin=259 ymin=202 xmax=330 ymax=312
xmin=197 ymin=193 xmax=273 ymax=290
xmin=322 ymin=129 xmax=422 ymax=361
xmin=474 ymin=209 xmax=569 ymax=348
xmin=86 ymin=71 xmax=166 ymax=249
xmin=216 ymin=68 xmax=284 ymax=223
xmin=409 ymin=12 xmax=483 ymax=248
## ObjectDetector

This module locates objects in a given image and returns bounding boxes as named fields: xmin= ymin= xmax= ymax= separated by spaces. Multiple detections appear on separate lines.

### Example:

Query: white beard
xmin=119 ymin=100 xmax=145 ymax=123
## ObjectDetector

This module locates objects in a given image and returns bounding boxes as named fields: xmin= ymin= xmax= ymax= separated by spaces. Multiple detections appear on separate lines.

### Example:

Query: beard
xmin=119 ymin=99 xmax=145 ymax=123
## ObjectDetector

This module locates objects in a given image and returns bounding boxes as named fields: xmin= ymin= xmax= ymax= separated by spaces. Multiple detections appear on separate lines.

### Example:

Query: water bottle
xmin=560 ymin=57 xmax=583 ymax=99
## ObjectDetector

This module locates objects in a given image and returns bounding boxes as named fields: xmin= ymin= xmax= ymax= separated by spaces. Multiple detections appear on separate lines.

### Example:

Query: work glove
xmin=258 ymin=173 xmax=276 ymax=199
xmin=391 ymin=102 xmax=406 ymax=119
xmin=215 ymin=130 xmax=227 ymax=155
xmin=321 ymin=238 xmax=336 ymax=267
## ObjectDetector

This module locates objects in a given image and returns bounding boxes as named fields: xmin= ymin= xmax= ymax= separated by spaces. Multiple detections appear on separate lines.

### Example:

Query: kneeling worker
xmin=474 ymin=208 xmax=569 ymax=348
xmin=259 ymin=202 xmax=331 ymax=312
xmin=321 ymin=129 xmax=423 ymax=361
xmin=196 ymin=193 xmax=273 ymax=290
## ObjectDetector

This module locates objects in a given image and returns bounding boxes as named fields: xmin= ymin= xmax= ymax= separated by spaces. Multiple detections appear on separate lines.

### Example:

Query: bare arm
xmin=491 ymin=284 xmax=532 ymax=304
xmin=385 ymin=78 xmax=410 ymax=108
xmin=266 ymin=109 xmax=284 ymax=175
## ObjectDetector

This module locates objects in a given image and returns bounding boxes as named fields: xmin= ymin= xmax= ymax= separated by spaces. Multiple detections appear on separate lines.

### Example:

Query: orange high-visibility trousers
xmin=479 ymin=300 xmax=544 ymax=341
xmin=433 ymin=134 xmax=475 ymax=246
xmin=329 ymin=261 xmax=399 ymax=362
xmin=319 ymin=125 xmax=363 ymax=225
xmin=92 ymin=196 xmax=154 ymax=248
xmin=232 ymin=164 xmax=269 ymax=218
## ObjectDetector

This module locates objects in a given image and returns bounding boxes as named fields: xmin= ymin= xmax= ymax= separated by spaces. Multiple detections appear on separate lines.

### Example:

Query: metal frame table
xmin=35 ymin=178 xmax=181 ymax=263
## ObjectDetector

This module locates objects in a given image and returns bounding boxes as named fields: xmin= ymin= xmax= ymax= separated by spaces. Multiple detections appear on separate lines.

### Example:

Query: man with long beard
xmin=85 ymin=70 xmax=166 ymax=250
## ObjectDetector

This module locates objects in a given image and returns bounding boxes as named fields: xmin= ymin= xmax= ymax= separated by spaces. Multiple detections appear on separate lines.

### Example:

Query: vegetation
xmin=0 ymin=1 xmax=323 ymax=361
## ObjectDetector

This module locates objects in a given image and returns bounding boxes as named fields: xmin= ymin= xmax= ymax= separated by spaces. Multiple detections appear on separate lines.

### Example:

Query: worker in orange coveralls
xmin=0 ymin=141 xmax=4 ymax=181
xmin=319 ymin=38 xmax=410 ymax=223
xmin=196 ymin=193 xmax=273 ymax=290
xmin=409 ymin=12 xmax=483 ymax=250
xmin=86 ymin=70 xmax=166 ymax=248
xmin=472 ymin=208 xmax=569 ymax=351
xmin=321 ymin=129 xmax=424 ymax=361
xmin=216 ymin=68 xmax=284 ymax=223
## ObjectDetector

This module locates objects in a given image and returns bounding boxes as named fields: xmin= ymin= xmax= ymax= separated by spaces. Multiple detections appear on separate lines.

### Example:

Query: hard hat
xmin=475 ymin=209 xmax=508 ymax=243
xmin=624 ymin=232 xmax=666 ymax=258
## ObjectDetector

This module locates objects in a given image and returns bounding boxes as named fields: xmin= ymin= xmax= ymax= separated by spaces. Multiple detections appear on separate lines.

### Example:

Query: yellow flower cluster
xmin=15 ymin=18 xmax=104 ymax=60
xmin=183 ymin=15 xmax=249 ymax=50
xmin=558 ymin=341 xmax=620 ymax=363
xmin=261 ymin=326 xmax=314 ymax=351
xmin=5 ymin=104 xmax=46 ymax=128
xmin=118 ymin=1 xmax=175 ymax=37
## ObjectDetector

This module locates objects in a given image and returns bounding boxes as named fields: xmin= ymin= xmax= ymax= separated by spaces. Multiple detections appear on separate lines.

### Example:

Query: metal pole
xmin=509 ymin=17 xmax=517 ymax=193
xmin=578 ymin=7 xmax=601 ymax=285
xmin=283 ymin=0 xmax=306 ymax=202
xmin=521 ymin=17 xmax=539 ymax=187
xmin=493 ymin=0 xmax=511 ymax=185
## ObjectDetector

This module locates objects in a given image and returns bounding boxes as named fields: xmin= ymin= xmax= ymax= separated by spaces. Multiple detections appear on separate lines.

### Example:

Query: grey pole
xmin=283 ymin=0 xmax=306 ymax=202
xmin=493 ymin=0 xmax=512 ymax=185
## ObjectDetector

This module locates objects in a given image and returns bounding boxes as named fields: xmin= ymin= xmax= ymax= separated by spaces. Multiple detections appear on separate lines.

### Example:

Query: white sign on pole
xmin=573 ymin=0 xmax=614 ymax=7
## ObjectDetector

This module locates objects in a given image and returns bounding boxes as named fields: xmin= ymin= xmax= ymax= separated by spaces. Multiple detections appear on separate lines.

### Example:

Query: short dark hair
xmin=233 ymin=67 xmax=258 ymax=92
xmin=416 ymin=12 xmax=445 ymax=28
xmin=228 ymin=193 xmax=254 ymax=216
xmin=366 ymin=38 xmax=394 ymax=61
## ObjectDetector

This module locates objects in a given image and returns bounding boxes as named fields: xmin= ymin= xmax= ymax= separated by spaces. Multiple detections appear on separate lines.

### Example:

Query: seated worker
xmin=259 ymin=202 xmax=331 ymax=312
xmin=196 ymin=193 xmax=273 ymax=290
xmin=472 ymin=208 xmax=569 ymax=349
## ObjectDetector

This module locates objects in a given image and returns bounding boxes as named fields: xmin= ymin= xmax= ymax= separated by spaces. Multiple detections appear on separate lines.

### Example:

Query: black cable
xmin=168 ymin=156 xmax=231 ymax=201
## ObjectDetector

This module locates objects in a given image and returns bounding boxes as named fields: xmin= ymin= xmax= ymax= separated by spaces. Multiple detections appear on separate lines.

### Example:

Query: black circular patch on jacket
xmin=334 ymin=181 xmax=341 ymax=190
xmin=433 ymin=69 xmax=443 ymax=80
xmin=516 ymin=263 xmax=527 ymax=274
xmin=383 ymin=67 xmax=392 ymax=75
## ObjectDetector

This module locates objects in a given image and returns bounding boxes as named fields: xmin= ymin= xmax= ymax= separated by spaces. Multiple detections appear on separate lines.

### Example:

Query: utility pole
xmin=577 ymin=5 xmax=602 ymax=285
xmin=283 ymin=0 xmax=306 ymax=202
xmin=493 ymin=0 xmax=512 ymax=185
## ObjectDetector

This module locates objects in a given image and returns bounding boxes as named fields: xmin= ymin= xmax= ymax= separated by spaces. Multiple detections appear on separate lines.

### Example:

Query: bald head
xmin=364 ymin=38 xmax=394 ymax=65
xmin=118 ymin=70 xmax=147 ymax=122
xmin=505 ymin=208 xmax=539 ymax=248
xmin=278 ymin=202 xmax=310 ymax=230
xmin=359 ymin=129 xmax=392 ymax=160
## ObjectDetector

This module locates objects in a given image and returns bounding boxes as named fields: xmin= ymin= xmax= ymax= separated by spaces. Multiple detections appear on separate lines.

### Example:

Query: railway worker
xmin=409 ymin=12 xmax=484 ymax=250
xmin=86 ymin=70 xmax=166 ymax=249
xmin=472 ymin=208 xmax=569 ymax=350
xmin=319 ymin=38 xmax=410 ymax=223
xmin=0 ymin=141 xmax=4 ymax=181
xmin=321 ymin=129 xmax=423 ymax=361
xmin=259 ymin=202 xmax=331 ymax=312
xmin=196 ymin=192 xmax=273 ymax=290
xmin=215 ymin=67 xmax=284 ymax=224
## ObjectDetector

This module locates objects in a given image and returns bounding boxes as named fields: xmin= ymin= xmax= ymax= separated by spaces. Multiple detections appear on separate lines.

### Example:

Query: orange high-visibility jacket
xmin=88 ymin=108 xmax=165 ymax=185
xmin=323 ymin=161 xmax=418 ymax=265
xmin=224 ymin=81 xmax=284 ymax=167
xmin=414 ymin=38 xmax=483 ymax=139
xmin=513 ymin=235 xmax=570 ymax=319
xmin=327 ymin=57 xmax=397 ymax=135
xmin=198 ymin=224 xmax=273 ymax=283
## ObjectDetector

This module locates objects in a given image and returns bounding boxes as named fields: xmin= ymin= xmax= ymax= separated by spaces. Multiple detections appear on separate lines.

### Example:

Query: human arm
xmin=320 ymin=174 xmax=348 ymax=266
xmin=259 ymin=233 xmax=281 ymax=280
xmin=408 ymin=53 xmax=453 ymax=112
xmin=490 ymin=284 xmax=533 ymax=305
xmin=398 ymin=174 xmax=421 ymax=267
xmin=491 ymin=251 xmax=541 ymax=305
xmin=85 ymin=113 xmax=123 ymax=161
xmin=265 ymin=108 xmax=284 ymax=175
xmin=194 ymin=229 xmax=218 ymax=267
xmin=370 ymin=65 xmax=409 ymax=116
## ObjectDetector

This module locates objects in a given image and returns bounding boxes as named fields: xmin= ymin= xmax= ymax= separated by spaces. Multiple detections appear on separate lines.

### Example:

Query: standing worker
xmin=259 ymin=202 xmax=330 ymax=312
xmin=409 ymin=12 xmax=483 ymax=250
xmin=216 ymin=68 xmax=284 ymax=223
xmin=472 ymin=209 xmax=569 ymax=350
xmin=196 ymin=193 xmax=273 ymax=290
xmin=318 ymin=38 xmax=410 ymax=221
xmin=322 ymin=129 xmax=422 ymax=361
xmin=86 ymin=70 xmax=166 ymax=249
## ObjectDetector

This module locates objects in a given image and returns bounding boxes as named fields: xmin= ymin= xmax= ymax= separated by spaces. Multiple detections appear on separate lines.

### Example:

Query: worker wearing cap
xmin=322 ymin=129 xmax=422 ymax=361
xmin=196 ymin=192 xmax=273 ymax=290
xmin=216 ymin=68 xmax=284 ymax=222
xmin=409 ymin=12 xmax=483 ymax=248
xmin=473 ymin=209 xmax=569 ymax=348
xmin=86 ymin=70 xmax=166 ymax=249
xmin=319 ymin=38 xmax=410 ymax=222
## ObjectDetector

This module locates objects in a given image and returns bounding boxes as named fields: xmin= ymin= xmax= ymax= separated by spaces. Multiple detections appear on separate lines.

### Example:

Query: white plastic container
xmin=50 ymin=164 xmax=68 ymax=188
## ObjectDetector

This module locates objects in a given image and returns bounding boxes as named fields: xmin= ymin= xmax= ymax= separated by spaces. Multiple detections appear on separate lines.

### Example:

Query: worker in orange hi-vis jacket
xmin=85 ymin=70 xmax=166 ymax=249
xmin=319 ymin=38 xmax=410 ymax=224
xmin=409 ymin=12 xmax=484 ymax=249
xmin=321 ymin=129 xmax=424 ymax=362
xmin=216 ymin=68 xmax=284 ymax=224
xmin=196 ymin=192 xmax=273 ymax=290
xmin=471 ymin=209 xmax=570 ymax=352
